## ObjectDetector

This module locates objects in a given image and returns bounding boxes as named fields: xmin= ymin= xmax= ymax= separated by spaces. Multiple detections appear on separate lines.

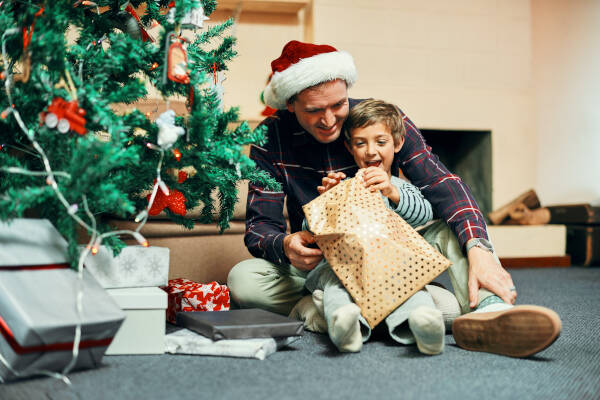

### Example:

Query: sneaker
xmin=452 ymin=305 xmax=561 ymax=357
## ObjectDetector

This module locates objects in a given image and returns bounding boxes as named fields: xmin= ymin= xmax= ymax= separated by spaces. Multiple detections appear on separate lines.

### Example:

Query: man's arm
xmin=244 ymin=135 xmax=323 ymax=269
xmin=398 ymin=115 xmax=488 ymax=247
xmin=244 ymin=142 xmax=289 ymax=265
xmin=398 ymin=113 xmax=516 ymax=306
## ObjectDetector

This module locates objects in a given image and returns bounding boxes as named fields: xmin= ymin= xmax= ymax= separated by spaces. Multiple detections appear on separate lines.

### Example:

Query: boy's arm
xmin=388 ymin=176 xmax=433 ymax=228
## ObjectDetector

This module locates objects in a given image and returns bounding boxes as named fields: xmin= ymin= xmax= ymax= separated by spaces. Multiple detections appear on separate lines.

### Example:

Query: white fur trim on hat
xmin=263 ymin=51 xmax=357 ymax=110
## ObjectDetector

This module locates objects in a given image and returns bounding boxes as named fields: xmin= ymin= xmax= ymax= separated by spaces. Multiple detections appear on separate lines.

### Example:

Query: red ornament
xmin=41 ymin=97 xmax=87 ymax=135
xmin=124 ymin=4 xmax=154 ymax=42
xmin=167 ymin=39 xmax=189 ymax=84
xmin=147 ymin=183 xmax=187 ymax=216
xmin=177 ymin=170 xmax=188 ymax=183
xmin=187 ymin=85 xmax=194 ymax=110
xmin=212 ymin=62 xmax=219 ymax=85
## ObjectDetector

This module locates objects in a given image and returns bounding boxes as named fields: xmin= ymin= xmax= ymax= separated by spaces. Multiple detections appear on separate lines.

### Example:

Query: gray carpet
xmin=2 ymin=267 xmax=599 ymax=400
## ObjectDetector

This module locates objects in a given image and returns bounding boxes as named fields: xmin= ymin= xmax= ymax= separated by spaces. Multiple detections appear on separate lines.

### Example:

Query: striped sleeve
xmin=388 ymin=176 xmax=433 ymax=228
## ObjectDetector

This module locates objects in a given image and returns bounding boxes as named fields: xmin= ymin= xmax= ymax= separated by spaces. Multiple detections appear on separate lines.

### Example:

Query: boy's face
xmin=345 ymin=122 xmax=404 ymax=176
xmin=286 ymin=79 xmax=349 ymax=144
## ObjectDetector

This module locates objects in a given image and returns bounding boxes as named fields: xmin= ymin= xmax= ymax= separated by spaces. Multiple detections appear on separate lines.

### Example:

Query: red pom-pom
xmin=146 ymin=180 xmax=187 ymax=216
xmin=147 ymin=191 xmax=167 ymax=216
xmin=167 ymin=189 xmax=187 ymax=216
xmin=178 ymin=170 xmax=188 ymax=183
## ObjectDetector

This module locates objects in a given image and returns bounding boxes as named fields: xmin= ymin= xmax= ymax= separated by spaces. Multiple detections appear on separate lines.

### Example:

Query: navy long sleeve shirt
xmin=244 ymin=98 xmax=488 ymax=265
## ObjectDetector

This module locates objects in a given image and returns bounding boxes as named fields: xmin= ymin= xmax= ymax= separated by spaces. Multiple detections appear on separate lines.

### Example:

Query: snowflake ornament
xmin=156 ymin=109 xmax=185 ymax=149
xmin=182 ymin=5 xmax=209 ymax=29
xmin=167 ymin=3 xmax=209 ymax=29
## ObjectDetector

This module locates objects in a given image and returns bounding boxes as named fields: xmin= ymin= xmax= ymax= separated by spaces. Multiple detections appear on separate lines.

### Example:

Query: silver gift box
xmin=84 ymin=245 xmax=169 ymax=288
xmin=0 ymin=219 xmax=125 ymax=382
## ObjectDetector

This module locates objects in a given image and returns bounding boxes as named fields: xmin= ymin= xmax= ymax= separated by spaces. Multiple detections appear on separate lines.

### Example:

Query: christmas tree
xmin=0 ymin=0 xmax=277 ymax=265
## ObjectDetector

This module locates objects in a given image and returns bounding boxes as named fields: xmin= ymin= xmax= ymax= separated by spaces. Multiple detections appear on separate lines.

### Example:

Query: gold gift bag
xmin=303 ymin=172 xmax=452 ymax=328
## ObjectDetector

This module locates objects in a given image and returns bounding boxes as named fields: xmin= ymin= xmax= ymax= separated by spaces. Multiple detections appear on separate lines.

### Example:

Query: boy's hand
xmin=361 ymin=167 xmax=400 ymax=204
xmin=317 ymin=171 xmax=346 ymax=194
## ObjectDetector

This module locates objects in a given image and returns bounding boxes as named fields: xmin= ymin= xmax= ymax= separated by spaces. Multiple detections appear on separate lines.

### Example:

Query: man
xmin=228 ymin=40 xmax=561 ymax=357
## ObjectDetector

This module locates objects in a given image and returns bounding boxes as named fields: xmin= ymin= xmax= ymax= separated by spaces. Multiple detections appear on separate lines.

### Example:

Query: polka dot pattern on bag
xmin=303 ymin=171 xmax=451 ymax=328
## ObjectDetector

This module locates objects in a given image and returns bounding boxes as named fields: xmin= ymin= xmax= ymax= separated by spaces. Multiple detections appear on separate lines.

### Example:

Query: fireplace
xmin=420 ymin=129 xmax=492 ymax=218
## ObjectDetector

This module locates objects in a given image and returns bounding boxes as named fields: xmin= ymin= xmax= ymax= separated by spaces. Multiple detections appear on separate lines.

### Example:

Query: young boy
xmin=304 ymin=99 xmax=453 ymax=354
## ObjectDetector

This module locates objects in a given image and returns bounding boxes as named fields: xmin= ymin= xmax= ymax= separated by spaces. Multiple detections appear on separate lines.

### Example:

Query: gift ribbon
xmin=0 ymin=263 xmax=69 ymax=270
xmin=0 ymin=314 xmax=113 ymax=355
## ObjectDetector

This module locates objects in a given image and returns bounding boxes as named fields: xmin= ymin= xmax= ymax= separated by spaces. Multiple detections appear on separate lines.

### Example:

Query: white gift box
xmin=105 ymin=287 xmax=167 ymax=355
xmin=84 ymin=245 xmax=169 ymax=288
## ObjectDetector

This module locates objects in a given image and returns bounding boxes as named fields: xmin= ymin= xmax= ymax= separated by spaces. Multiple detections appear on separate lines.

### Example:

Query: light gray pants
xmin=227 ymin=220 xmax=495 ymax=317
xmin=305 ymin=262 xmax=437 ymax=344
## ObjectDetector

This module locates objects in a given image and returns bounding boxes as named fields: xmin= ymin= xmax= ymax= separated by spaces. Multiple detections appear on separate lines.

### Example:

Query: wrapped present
xmin=84 ymin=245 xmax=169 ymax=288
xmin=0 ymin=219 xmax=125 ymax=382
xmin=176 ymin=309 xmax=304 ymax=340
xmin=165 ymin=328 xmax=300 ymax=360
xmin=105 ymin=287 xmax=167 ymax=355
xmin=162 ymin=278 xmax=230 ymax=324
xmin=302 ymin=172 xmax=452 ymax=328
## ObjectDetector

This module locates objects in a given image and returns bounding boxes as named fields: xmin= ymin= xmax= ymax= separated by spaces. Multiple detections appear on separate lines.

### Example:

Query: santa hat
xmin=263 ymin=40 xmax=357 ymax=110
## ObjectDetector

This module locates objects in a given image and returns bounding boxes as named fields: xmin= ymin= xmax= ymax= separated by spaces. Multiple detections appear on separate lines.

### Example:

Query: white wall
xmin=211 ymin=0 xmax=599 ymax=208
xmin=313 ymin=0 xmax=536 ymax=209
xmin=532 ymin=0 xmax=600 ymax=205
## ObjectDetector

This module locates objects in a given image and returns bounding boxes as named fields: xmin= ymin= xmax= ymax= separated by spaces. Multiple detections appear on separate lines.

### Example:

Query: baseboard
xmin=500 ymin=255 xmax=571 ymax=269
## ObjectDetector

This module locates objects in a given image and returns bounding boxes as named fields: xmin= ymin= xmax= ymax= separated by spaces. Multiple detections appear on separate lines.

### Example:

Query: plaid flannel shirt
xmin=245 ymin=98 xmax=488 ymax=265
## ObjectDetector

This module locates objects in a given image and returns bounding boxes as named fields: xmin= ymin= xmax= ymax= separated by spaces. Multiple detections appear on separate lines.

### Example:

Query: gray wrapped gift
xmin=0 ymin=219 xmax=125 ymax=382
xmin=84 ymin=245 xmax=169 ymax=288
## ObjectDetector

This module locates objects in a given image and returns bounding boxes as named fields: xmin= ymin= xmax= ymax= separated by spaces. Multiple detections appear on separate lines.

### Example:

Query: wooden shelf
xmin=217 ymin=0 xmax=309 ymax=14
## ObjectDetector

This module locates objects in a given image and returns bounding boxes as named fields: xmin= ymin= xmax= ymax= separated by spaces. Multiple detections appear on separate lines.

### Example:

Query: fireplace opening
xmin=420 ymin=129 xmax=492 ymax=218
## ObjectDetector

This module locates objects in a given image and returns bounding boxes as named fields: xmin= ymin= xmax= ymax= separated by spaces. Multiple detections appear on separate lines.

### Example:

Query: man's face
xmin=286 ymin=79 xmax=349 ymax=144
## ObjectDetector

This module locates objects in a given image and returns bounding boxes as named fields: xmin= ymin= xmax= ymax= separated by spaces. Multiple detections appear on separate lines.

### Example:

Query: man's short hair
xmin=286 ymin=79 xmax=348 ymax=105
xmin=343 ymin=99 xmax=406 ymax=145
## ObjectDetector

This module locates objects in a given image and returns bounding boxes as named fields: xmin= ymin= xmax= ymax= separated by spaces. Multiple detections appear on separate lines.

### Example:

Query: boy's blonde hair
xmin=343 ymin=99 xmax=406 ymax=145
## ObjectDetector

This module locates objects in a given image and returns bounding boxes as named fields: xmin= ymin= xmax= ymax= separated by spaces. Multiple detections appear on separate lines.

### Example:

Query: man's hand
xmin=317 ymin=171 xmax=346 ymax=194
xmin=283 ymin=231 xmax=323 ymax=271
xmin=361 ymin=167 xmax=399 ymax=204
xmin=467 ymin=247 xmax=517 ymax=307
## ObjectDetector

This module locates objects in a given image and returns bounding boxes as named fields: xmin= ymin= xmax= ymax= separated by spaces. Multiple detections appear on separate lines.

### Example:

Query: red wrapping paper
xmin=162 ymin=278 xmax=230 ymax=323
